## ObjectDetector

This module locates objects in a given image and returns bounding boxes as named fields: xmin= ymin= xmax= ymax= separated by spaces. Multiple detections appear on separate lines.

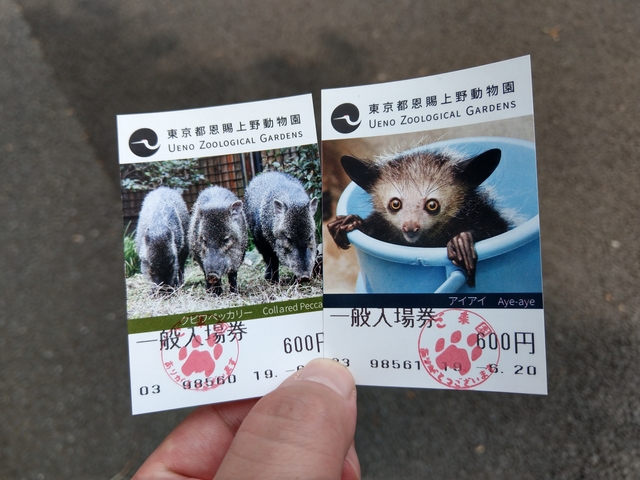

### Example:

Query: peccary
xmin=135 ymin=187 xmax=189 ymax=292
xmin=189 ymin=186 xmax=248 ymax=295
xmin=244 ymin=171 xmax=318 ymax=283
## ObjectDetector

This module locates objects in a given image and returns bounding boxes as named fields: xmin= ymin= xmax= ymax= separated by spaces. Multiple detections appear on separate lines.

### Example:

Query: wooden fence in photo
xmin=122 ymin=153 xmax=253 ymax=231
xmin=121 ymin=149 xmax=296 ymax=232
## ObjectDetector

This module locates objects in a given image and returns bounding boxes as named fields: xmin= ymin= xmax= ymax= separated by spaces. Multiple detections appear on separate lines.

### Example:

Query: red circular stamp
xmin=160 ymin=323 xmax=239 ymax=391
xmin=418 ymin=309 xmax=499 ymax=389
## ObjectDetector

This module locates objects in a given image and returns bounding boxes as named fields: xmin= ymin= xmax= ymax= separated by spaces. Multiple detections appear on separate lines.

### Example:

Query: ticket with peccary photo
xmin=117 ymin=95 xmax=324 ymax=414
xmin=321 ymin=56 xmax=547 ymax=394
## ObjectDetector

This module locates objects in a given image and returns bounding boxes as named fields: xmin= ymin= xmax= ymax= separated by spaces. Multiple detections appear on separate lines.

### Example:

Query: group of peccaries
xmin=135 ymin=171 xmax=318 ymax=296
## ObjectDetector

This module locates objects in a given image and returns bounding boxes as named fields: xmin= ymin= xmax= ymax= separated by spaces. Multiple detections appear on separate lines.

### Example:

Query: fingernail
xmin=296 ymin=358 xmax=355 ymax=400
xmin=344 ymin=441 xmax=361 ymax=479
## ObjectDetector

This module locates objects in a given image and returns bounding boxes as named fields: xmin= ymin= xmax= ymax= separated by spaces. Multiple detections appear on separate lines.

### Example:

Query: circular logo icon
xmin=331 ymin=103 xmax=361 ymax=134
xmin=129 ymin=128 xmax=160 ymax=157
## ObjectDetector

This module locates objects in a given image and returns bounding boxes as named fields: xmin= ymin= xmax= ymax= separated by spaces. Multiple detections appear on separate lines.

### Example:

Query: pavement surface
xmin=1 ymin=1 xmax=640 ymax=478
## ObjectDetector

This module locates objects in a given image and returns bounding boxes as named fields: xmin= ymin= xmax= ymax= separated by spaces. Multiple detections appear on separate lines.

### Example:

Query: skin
xmin=133 ymin=358 xmax=361 ymax=480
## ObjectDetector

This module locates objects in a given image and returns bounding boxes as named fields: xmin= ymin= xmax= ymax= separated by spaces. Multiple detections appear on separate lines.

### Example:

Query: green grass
xmin=125 ymin=250 xmax=322 ymax=319
xmin=123 ymin=232 xmax=140 ymax=278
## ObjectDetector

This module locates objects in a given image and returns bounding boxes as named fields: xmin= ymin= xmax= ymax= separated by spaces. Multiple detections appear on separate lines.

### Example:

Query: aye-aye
xmin=328 ymin=147 xmax=512 ymax=287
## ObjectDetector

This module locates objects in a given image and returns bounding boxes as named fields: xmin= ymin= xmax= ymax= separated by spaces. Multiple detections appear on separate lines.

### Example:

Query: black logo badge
xmin=129 ymin=128 xmax=160 ymax=157
xmin=331 ymin=103 xmax=361 ymax=134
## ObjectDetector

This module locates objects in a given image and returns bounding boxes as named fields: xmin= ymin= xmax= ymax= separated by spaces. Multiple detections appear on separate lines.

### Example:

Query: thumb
xmin=214 ymin=358 xmax=360 ymax=480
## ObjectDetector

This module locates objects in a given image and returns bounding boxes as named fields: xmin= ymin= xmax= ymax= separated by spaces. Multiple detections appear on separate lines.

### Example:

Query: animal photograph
xmin=120 ymin=146 xmax=322 ymax=319
xmin=322 ymin=116 xmax=542 ymax=294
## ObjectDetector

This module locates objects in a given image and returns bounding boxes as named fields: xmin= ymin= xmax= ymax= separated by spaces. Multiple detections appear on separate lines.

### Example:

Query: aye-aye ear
xmin=341 ymin=155 xmax=380 ymax=192
xmin=455 ymin=148 xmax=502 ymax=187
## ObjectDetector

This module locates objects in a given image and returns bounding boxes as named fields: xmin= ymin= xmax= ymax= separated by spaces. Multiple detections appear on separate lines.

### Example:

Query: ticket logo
xmin=129 ymin=128 xmax=160 ymax=157
xmin=331 ymin=103 xmax=361 ymax=134
xmin=160 ymin=323 xmax=239 ymax=391
xmin=418 ymin=309 xmax=499 ymax=389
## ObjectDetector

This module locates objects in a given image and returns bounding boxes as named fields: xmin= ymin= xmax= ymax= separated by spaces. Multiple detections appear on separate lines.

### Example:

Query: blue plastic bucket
xmin=335 ymin=137 xmax=543 ymax=294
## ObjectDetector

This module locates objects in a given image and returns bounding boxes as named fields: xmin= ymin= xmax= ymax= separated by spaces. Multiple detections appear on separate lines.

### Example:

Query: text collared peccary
xmin=189 ymin=186 xmax=248 ymax=295
xmin=135 ymin=186 xmax=189 ymax=292
xmin=244 ymin=171 xmax=318 ymax=283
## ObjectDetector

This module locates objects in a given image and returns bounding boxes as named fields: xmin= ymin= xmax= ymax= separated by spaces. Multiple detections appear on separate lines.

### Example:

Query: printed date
xmin=485 ymin=364 xmax=538 ymax=375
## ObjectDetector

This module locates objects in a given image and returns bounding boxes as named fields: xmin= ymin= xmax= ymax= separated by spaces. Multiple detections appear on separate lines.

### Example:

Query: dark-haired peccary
xmin=189 ymin=186 xmax=248 ymax=295
xmin=244 ymin=171 xmax=318 ymax=283
xmin=135 ymin=186 xmax=189 ymax=292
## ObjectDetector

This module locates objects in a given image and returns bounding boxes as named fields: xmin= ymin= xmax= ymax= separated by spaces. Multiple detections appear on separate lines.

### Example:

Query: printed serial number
xmin=332 ymin=358 xmax=350 ymax=367
xmin=370 ymin=359 xmax=420 ymax=370
xmin=182 ymin=375 xmax=237 ymax=389
xmin=139 ymin=385 xmax=160 ymax=395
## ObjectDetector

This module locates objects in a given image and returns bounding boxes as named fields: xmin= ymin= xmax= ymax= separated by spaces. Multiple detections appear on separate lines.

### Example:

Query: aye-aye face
xmin=369 ymin=154 xmax=468 ymax=243
xmin=342 ymin=148 xmax=500 ymax=244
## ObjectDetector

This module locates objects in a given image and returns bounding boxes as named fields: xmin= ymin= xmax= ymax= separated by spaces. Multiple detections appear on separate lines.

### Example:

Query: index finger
xmin=133 ymin=398 xmax=258 ymax=480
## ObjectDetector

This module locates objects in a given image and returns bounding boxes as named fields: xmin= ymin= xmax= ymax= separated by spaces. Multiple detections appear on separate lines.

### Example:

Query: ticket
xmin=117 ymin=94 xmax=324 ymax=414
xmin=321 ymin=56 xmax=547 ymax=394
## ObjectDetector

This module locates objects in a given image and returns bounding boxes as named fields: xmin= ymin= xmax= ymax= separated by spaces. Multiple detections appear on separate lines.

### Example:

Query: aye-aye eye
xmin=425 ymin=199 xmax=440 ymax=213
xmin=388 ymin=198 xmax=402 ymax=212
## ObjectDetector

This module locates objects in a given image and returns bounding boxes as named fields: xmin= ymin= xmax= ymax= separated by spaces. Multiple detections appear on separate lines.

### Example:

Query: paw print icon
xmin=418 ymin=310 xmax=499 ymax=389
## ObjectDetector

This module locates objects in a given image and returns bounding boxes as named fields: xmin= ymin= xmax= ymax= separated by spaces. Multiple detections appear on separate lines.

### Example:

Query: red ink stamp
xmin=160 ymin=323 xmax=239 ymax=391
xmin=418 ymin=309 xmax=499 ymax=389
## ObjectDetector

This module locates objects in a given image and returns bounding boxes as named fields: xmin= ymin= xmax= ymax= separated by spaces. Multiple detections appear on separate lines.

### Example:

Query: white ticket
xmin=128 ymin=311 xmax=323 ymax=415
xmin=117 ymin=94 xmax=324 ymax=414
xmin=118 ymin=57 xmax=546 ymax=414
xmin=321 ymin=56 xmax=547 ymax=394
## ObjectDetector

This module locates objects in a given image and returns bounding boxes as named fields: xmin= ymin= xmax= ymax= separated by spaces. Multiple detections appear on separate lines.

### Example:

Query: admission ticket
xmin=321 ymin=56 xmax=547 ymax=394
xmin=119 ymin=57 xmax=546 ymax=415
xmin=117 ymin=95 xmax=324 ymax=414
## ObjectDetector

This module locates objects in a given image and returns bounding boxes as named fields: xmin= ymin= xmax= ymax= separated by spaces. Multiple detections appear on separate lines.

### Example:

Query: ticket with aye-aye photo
xmin=118 ymin=57 xmax=546 ymax=414
xmin=321 ymin=56 xmax=547 ymax=394
xmin=117 ymin=94 xmax=324 ymax=414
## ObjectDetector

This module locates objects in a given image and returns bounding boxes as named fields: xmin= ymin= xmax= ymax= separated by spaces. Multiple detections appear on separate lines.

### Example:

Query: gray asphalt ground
xmin=1 ymin=1 xmax=640 ymax=478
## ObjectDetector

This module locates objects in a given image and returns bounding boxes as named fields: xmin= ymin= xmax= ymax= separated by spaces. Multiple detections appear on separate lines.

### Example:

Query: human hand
xmin=133 ymin=358 xmax=360 ymax=479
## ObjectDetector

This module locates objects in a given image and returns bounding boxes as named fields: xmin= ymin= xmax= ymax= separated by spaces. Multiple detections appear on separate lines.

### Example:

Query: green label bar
xmin=127 ymin=296 xmax=323 ymax=334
